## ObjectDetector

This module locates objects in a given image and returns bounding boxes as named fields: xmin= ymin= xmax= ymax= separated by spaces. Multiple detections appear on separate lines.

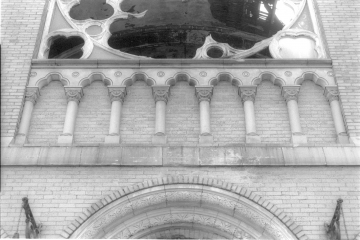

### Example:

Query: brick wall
xmin=298 ymin=80 xmax=337 ymax=143
xmin=27 ymin=81 xmax=67 ymax=144
xmin=316 ymin=0 xmax=360 ymax=140
xmin=1 ymin=166 xmax=359 ymax=239
xmin=211 ymin=81 xmax=246 ymax=143
xmin=1 ymin=0 xmax=46 ymax=138
xmin=74 ymin=81 xmax=111 ymax=143
xmin=255 ymin=80 xmax=292 ymax=143
xmin=120 ymin=81 xmax=155 ymax=144
xmin=166 ymin=81 xmax=200 ymax=144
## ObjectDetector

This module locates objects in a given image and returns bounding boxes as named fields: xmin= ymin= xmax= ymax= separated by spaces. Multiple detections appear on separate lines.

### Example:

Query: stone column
xmin=324 ymin=86 xmax=349 ymax=143
xmin=13 ymin=87 xmax=40 ymax=145
xmin=105 ymin=87 xmax=127 ymax=144
xmin=58 ymin=87 xmax=83 ymax=145
xmin=238 ymin=86 xmax=261 ymax=143
xmin=195 ymin=86 xmax=213 ymax=143
xmin=281 ymin=86 xmax=307 ymax=144
xmin=152 ymin=86 xmax=170 ymax=144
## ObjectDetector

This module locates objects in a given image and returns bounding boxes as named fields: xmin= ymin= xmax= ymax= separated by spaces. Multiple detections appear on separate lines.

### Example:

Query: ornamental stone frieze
xmin=64 ymin=87 xmax=83 ymax=104
xmin=195 ymin=86 xmax=213 ymax=103
xmin=239 ymin=86 xmax=257 ymax=103
xmin=152 ymin=86 xmax=170 ymax=103
xmin=324 ymin=86 xmax=340 ymax=103
xmin=281 ymin=86 xmax=301 ymax=103
xmin=24 ymin=87 xmax=40 ymax=104
xmin=108 ymin=86 xmax=127 ymax=103
xmin=28 ymin=59 xmax=336 ymax=88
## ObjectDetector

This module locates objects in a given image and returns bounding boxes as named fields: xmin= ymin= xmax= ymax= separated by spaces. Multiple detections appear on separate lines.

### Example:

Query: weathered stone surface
xmin=38 ymin=147 xmax=82 ymax=165
xmin=163 ymin=147 xmax=199 ymax=166
xmin=121 ymin=147 xmax=162 ymax=165
xmin=282 ymin=147 xmax=326 ymax=165
xmin=323 ymin=147 xmax=360 ymax=165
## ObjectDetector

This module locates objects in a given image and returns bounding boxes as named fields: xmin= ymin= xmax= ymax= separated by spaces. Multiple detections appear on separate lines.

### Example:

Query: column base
xmin=337 ymin=133 xmax=350 ymax=144
xmin=291 ymin=133 xmax=307 ymax=145
xmin=152 ymin=135 xmax=167 ymax=144
xmin=350 ymin=136 xmax=360 ymax=146
xmin=246 ymin=133 xmax=261 ymax=143
xmin=12 ymin=134 xmax=27 ymax=146
xmin=105 ymin=135 xmax=121 ymax=144
xmin=199 ymin=134 xmax=213 ymax=144
xmin=58 ymin=134 xmax=74 ymax=145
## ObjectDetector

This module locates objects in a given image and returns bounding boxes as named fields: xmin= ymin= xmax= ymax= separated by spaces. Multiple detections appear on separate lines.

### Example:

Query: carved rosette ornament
xmin=324 ymin=86 xmax=340 ymax=103
xmin=195 ymin=87 xmax=213 ymax=103
xmin=24 ymin=88 xmax=40 ymax=104
xmin=64 ymin=88 xmax=83 ymax=104
xmin=239 ymin=86 xmax=257 ymax=103
xmin=281 ymin=86 xmax=301 ymax=103
xmin=108 ymin=87 xmax=127 ymax=103
xmin=152 ymin=86 xmax=170 ymax=103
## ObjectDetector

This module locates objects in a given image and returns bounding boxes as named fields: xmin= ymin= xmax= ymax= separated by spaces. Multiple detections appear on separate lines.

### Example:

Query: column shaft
xmin=286 ymin=99 xmax=302 ymax=133
xmin=330 ymin=100 xmax=346 ymax=135
xmin=17 ymin=101 xmax=35 ymax=136
xmin=108 ymin=101 xmax=122 ymax=135
xmin=199 ymin=100 xmax=211 ymax=135
xmin=243 ymin=100 xmax=256 ymax=134
xmin=62 ymin=101 xmax=79 ymax=135
xmin=155 ymin=101 xmax=166 ymax=135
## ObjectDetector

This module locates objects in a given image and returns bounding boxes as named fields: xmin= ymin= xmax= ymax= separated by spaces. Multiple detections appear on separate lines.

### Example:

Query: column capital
xmin=108 ymin=86 xmax=127 ymax=103
xmin=195 ymin=86 xmax=213 ymax=103
xmin=238 ymin=86 xmax=257 ymax=103
xmin=24 ymin=87 xmax=40 ymax=104
xmin=324 ymin=86 xmax=339 ymax=103
xmin=64 ymin=87 xmax=83 ymax=104
xmin=281 ymin=86 xmax=301 ymax=103
xmin=152 ymin=85 xmax=170 ymax=103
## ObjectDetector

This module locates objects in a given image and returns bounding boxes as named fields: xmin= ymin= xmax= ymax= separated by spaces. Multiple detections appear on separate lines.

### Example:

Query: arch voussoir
xmin=62 ymin=177 xmax=308 ymax=240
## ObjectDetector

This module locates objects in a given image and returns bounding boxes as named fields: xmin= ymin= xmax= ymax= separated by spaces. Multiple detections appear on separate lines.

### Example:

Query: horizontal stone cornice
xmin=1 ymin=146 xmax=359 ymax=166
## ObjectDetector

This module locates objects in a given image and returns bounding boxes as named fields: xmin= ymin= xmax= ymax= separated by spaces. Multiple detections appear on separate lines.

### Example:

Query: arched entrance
xmin=62 ymin=177 xmax=306 ymax=239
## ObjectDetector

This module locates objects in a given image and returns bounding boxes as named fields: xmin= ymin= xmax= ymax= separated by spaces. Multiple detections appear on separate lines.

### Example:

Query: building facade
xmin=1 ymin=0 xmax=360 ymax=239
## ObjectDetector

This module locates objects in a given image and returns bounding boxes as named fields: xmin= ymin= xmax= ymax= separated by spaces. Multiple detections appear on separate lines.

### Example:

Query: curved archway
xmin=165 ymin=73 xmax=199 ymax=86
xmin=294 ymin=72 xmax=330 ymax=89
xmin=122 ymin=73 xmax=156 ymax=86
xmin=252 ymin=72 xmax=286 ymax=87
xmin=35 ymin=72 xmax=70 ymax=90
xmin=208 ymin=72 xmax=242 ymax=87
xmin=62 ymin=177 xmax=306 ymax=239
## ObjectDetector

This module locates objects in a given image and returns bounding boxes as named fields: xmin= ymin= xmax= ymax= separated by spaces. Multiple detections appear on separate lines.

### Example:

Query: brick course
xmin=298 ymin=80 xmax=337 ymax=143
xmin=316 ymin=0 xmax=360 ymax=139
xmin=1 ymin=0 xmax=46 ymax=138
xmin=211 ymin=81 xmax=246 ymax=143
xmin=255 ymin=80 xmax=292 ymax=143
xmin=74 ymin=81 xmax=111 ymax=143
xmin=166 ymin=81 xmax=200 ymax=144
xmin=27 ymin=81 xmax=67 ymax=144
xmin=120 ymin=81 xmax=155 ymax=144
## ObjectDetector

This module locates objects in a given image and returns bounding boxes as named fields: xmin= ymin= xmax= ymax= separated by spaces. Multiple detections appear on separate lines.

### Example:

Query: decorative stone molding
xmin=239 ymin=86 xmax=257 ymax=103
xmin=269 ymin=29 xmax=325 ymax=59
xmin=108 ymin=87 xmax=126 ymax=103
xmin=64 ymin=87 xmax=83 ymax=104
xmin=24 ymin=87 xmax=40 ymax=104
xmin=195 ymin=86 xmax=213 ymax=103
xmin=281 ymin=86 xmax=301 ymax=103
xmin=39 ymin=29 xmax=94 ymax=59
xmin=61 ymin=177 xmax=307 ymax=240
xmin=324 ymin=86 xmax=339 ymax=103
xmin=152 ymin=86 xmax=170 ymax=103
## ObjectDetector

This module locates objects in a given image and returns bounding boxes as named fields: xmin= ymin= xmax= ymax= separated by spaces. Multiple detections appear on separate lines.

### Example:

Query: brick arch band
xmin=62 ymin=177 xmax=308 ymax=239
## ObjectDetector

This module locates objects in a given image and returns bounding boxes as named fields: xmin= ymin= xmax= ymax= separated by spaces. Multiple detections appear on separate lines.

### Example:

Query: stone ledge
xmin=1 ymin=146 xmax=359 ymax=166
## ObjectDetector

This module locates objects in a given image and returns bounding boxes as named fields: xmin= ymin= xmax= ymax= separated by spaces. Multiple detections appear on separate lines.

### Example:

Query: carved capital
xmin=324 ymin=86 xmax=339 ymax=103
xmin=64 ymin=87 xmax=83 ymax=104
xmin=152 ymin=86 xmax=170 ymax=103
xmin=108 ymin=87 xmax=127 ymax=103
xmin=238 ymin=86 xmax=257 ymax=103
xmin=281 ymin=86 xmax=301 ymax=103
xmin=195 ymin=86 xmax=213 ymax=103
xmin=24 ymin=87 xmax=40 ymax=104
